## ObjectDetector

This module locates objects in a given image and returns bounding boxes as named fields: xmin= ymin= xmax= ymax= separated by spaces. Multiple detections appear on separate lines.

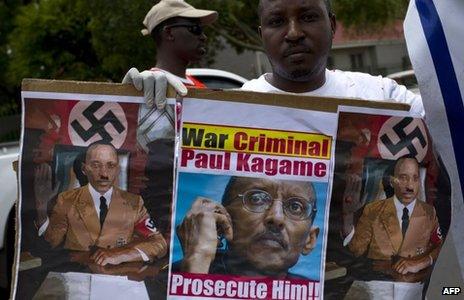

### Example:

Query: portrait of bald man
xmin=175 ymin=176 xmax=321 ymax=279
xmin=344 ymin=156 xmax=442 ymax=275
xmin=34 ymin=141 xmax=167 ymax=266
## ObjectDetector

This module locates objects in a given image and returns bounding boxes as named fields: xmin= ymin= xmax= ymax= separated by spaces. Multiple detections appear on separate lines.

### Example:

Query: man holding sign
xmin=125 ymin=0 xmax=424 ymax=116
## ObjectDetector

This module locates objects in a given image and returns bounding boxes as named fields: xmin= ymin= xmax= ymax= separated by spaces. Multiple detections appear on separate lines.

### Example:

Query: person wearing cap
xmin=123 ymin=0 xmax=217 ymax=108
xmin=124 ymin=0 xmax=424 ymax=118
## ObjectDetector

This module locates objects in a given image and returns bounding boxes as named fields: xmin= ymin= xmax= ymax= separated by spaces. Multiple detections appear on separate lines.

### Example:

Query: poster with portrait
xmin=324 ymin=107 xmax=451 ymax=299
xmin=13 ymin=80 xmax=175 ymax=300
xmin=169 ymin=94 xmax=349 ymax=300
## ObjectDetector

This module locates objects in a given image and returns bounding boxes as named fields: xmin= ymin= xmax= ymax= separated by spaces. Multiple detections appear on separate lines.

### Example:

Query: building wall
xmin=374 ymin=41 xmax=411 ymax=75
xmin=330 ymin=39 xmax=410 ymax=76
xmin=205 ymin=38 xmax=261 ymax=80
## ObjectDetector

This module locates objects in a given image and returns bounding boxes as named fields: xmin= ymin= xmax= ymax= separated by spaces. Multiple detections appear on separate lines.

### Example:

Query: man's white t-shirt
xmin=241 ymin=69 xmax=424 ymax=117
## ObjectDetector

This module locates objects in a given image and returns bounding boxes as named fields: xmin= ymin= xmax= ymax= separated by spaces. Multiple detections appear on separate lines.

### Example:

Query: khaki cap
xmin=141 ymin=0 xmax=218 ymax=36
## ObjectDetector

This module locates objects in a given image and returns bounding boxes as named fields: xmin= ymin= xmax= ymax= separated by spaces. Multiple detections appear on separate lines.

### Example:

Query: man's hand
xmin=34 ymin=163 xmax=60 ymax=226
xmin=91 ymin=248 xmax=128 ymax=266
xmin=177 ymin=197 xmax=233 ymax=274
xmin=341 ymin=173 xmax=363 ymax=237
xmin=122 ymin=67 xmax=187 ymax=109
xmin=342 ymin=173 xmax=364 ymax=215
xmin=392 ymin=256 xmax=430 ymax=274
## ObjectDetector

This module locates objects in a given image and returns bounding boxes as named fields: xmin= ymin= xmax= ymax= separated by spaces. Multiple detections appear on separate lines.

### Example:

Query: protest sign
xmin=13 ymin=79 xmax=175 ymax=300
xmin=325 ymin=107 xmax=450 ymax=299
xmin=404 ymin=0 xmax=464 ymax=296
xmin=13 ymin=80 xmax=451 ymax=300
xmin=167 ymin=91 xmax=417 ymax=300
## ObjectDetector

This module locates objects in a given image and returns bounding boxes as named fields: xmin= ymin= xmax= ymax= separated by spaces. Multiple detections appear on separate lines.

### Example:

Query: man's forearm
xmin=125 ymin=232 xmax=168 ymax=263
xmin=36 ymin=210 xmax=48 ymax=228
xmin=342 ymin=213 xmax=354 ymax=238
xmin=114 ymin=247 xmax=145 ymax=263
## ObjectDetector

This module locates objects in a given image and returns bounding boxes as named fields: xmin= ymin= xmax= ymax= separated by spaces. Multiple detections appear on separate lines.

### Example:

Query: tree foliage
xmin=0 ymin=0 xmax=25 ymax=115
xmin=333 ymin=0 xmax=409 ymax=30
xmin=6 ymin=0 xmax=157 ymax=85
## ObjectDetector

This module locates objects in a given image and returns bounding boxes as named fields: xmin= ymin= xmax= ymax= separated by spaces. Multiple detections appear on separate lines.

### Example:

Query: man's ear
xmin=329 ymin=13 xmax=337 ymax=37
xmin=81 ymin=162 xmax=86 ymax=176
xmin=390 ymin=176 xmax=397 ymax=187
xmin=302 ymin=226 xmax=320 ymax=255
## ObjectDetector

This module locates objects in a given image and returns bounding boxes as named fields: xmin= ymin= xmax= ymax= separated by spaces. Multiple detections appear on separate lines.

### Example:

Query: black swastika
xmin=380 ymin=117 xmax=427 ymax=157
xmin=71 ymin=102 xmax=125 ymax=144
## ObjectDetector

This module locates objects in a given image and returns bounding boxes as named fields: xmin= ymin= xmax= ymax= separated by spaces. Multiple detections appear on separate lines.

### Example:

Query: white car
xmin=186 ymin=68 xmax=248 ymax=89
xmin=0 ymin=142 xmax=18 ymax=250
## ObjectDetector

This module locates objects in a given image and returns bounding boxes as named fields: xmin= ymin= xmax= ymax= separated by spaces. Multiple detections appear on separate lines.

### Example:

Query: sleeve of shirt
xmin=44 ymin=193 xmax=70 ymax=248
xmin=343 ymin=227 xmax=355 ymax=247
xmin=37 ymin=217 xmax=49 ymax=237
xmin=134 ymin=247 xmax=150 ymax=262
xmin=382 ymin=77 xmax=425 ymax=118
xmin=131 ymin=197 xmax=167 ymax=261
xmin=347 ymin=204 xmax=374 ymax=257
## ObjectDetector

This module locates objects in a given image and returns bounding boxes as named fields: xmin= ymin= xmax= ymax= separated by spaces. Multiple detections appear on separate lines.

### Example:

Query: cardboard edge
xmin=183 ymin=88 xmax=411 ymax=113
xmin=22 ymin=79 xmax=410 ymax=113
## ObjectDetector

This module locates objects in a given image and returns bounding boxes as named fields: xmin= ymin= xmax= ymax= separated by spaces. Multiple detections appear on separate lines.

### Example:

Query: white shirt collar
xmin=88 ymin=184 xmax=113 ymax=217
xmin=262 ymin=69 xmax=332 ymax=95
xmin=393 ymin=195 xmax=416 ymax=217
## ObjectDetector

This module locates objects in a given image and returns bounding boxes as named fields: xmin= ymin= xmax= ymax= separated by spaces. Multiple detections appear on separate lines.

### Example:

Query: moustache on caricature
xmin=256 ymin=230 xmax=288 ymax=250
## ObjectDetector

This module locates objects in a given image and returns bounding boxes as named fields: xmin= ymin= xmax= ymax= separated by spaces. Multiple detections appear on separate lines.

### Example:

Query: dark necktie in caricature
xmin=100 ymin=196 xmax=108 ymax=228
xmin=401 ymin=207 xmax=409 ymax=238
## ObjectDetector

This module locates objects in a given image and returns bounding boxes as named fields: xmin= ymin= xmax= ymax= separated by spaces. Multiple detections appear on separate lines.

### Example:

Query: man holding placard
xmin=125 ymin=0 xmax=424 ymax=116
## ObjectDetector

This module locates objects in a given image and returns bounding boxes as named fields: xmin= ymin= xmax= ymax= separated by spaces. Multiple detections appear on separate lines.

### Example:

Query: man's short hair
xmin=85 ymin=141 xmax=118 ymax=163
xmin=381 ymin=155 xmax=419 ymax=197
xmin=150 ymin=19 xmax=169 ymax=45
xmin=392 ymin=154 xmax=420 ymax=176
xmin=257 ymin=0 xmax=332 ymax=18
xmin=221 ymin=176 xmax=239 ymax=207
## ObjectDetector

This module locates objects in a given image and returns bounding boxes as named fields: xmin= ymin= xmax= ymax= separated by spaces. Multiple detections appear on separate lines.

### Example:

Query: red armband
xmin=430 ymin=225 xmax=443 ymax=245
xmin=135 ymin=217 xmax=158 ymax=238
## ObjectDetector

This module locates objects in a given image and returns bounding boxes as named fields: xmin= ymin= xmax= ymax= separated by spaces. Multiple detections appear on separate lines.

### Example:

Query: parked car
xmin=0 ymin=142 xmax=18 ymax=252
xmin=186 ymin=68 xmax=248 ymax=89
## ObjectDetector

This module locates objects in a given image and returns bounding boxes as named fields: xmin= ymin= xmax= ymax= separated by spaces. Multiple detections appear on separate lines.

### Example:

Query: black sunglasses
xmin=164 ymin=23 xmax=204 ymax=36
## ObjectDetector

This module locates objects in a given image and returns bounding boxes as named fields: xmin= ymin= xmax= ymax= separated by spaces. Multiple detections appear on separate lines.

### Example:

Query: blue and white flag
xmin=404 ymin=0 xmax=464 ymax=283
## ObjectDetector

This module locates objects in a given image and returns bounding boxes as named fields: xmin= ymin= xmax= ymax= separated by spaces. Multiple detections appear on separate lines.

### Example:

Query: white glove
xmin=122 ymin=67 xmax=188 ymax=109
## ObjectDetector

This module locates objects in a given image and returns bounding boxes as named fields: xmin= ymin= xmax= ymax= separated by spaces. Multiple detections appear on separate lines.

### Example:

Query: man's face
xmin=391 ymin=158 xmax=420 ymax=204
xmin=167 ymin=17 xmax=207 ymax=62
xmin=259 ymin=0 xmax=335 ymax=81
xmin=225 ymin=178 xmax=319 ymax=274
xmin=82 ymin=145 xmax=119 ymax=194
